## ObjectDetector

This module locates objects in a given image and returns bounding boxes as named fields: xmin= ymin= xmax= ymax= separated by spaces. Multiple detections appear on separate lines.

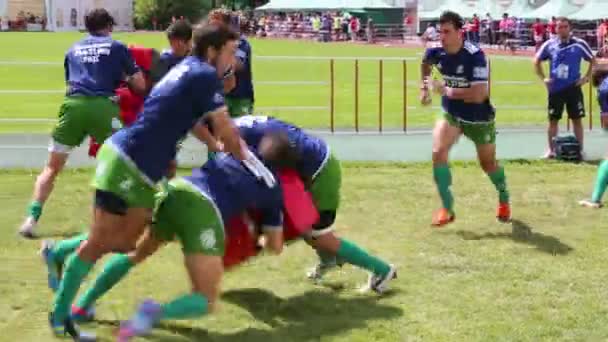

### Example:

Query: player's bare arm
xmin=192 ymin=120 xmax=225 ymax=152
xmin=533 ymin=57 xmax=551 ymax=86
xmin=203 ymin=107 xmax=247 ymax=160
xmin=578 ymin=56 xmax=596 ymax=86
xmin=420 ymin=62 xmax=433 ymax=105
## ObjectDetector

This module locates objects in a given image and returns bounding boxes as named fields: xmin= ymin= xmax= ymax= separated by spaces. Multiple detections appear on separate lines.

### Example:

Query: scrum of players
xmin=21 ymin=8 xmax=396 ymax=341
xmin=19 ymin=7 xmax=608 ymax=341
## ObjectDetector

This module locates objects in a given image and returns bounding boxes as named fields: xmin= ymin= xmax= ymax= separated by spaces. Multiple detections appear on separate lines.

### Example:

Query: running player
xmin=420 ymin=11 xmax=511 ymax=226
xmin=45 ymin=23 xmax=246 ymax=339
xmin=225 ymin=115 xmax=396 ymax=293
xmin=18 ymin=8 xmax=146 ymax=238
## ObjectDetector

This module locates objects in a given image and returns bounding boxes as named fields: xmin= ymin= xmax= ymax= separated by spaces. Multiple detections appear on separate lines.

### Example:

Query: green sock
xmin=27 ymin=200 xmax=43 ymax=221
xmin=161 ymin=293 xmax=208 ymax=320
xmin=336 ymin=238 xmax=390 ymax=277
xmin=52 ymin=254 xmax=94 ymax=323
xmin=76 ymin=254 xmax=133 ymax=310
xmin=433 ymin=164 xmax=454 ymax=213
xmin=591 ymin=159 xmax=608 ymax=202
xmin=53 ymin=234 xmax=88 ymax=265
xmin=488 ymin=166 xmax=510 ymax=204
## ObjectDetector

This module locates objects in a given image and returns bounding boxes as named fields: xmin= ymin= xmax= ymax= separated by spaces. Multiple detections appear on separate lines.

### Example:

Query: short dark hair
xmin=166 ymin=19 xmax=192 ymax=41
xmin=84 ymin=8 xmax=114 ymax=33
xmin=260 ymin=131 xmax=300 ymax=169
xmin=192 ymin=23 xmax=239 ymax=59
xmin=439 ymin=11 xmax=463 ymax=30
xmin=556 ymin=16 xmax=570 ymax=25
xmin=208 ymin=8 xmax=232 ymax=26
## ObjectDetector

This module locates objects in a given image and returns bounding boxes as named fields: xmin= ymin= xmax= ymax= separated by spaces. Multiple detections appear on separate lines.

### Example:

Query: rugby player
xmin=420 ymin=11 xmax=511 ymax=226
xmin=208 ymin=9 xmax=255 ymax=117
xmin=45 ymin=23 xmax=248 ymax=339
xmin=18 ymin=8 xmax=146 ymax=238
xmin=225 ymin=115 xmax=396 ymax=293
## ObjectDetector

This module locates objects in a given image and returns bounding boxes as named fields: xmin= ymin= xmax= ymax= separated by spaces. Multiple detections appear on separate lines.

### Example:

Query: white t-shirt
xmin=424 ymin=26 xmax=438 ymax=40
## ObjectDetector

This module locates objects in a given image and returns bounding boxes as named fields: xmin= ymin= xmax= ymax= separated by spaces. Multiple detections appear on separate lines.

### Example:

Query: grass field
xmin=1 ymin=162 xmax=608 ymax=341
xmin=0 ymin=32 xmax=600 ymax=134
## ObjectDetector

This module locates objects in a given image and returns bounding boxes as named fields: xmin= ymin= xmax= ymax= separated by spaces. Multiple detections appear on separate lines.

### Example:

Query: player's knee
xmin=432 ymin=149 xmax=448 ymax=163
xmin=480 ymin=159 xmax=497 ymax=173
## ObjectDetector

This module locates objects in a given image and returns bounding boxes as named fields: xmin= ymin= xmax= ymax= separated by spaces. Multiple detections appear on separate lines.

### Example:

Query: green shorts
xmin=443 ymin=113 xmax=496 ymax=145
xmin=310 ymin=152 xmax=342 ymax=212
xmin=152 ymin=178 xmax=225 ymax=256
xmin=92 ymin=143 xmax=157 ymax=209
xmin=225 ymin=97 xmax=253 ymax=118
xmin=52 ymin=96 xmax=120 ymax=149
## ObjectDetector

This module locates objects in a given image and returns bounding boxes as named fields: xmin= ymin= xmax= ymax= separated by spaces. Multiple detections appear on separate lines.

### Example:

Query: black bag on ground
xmin=553 ymin=134 xmax=582 ymax=162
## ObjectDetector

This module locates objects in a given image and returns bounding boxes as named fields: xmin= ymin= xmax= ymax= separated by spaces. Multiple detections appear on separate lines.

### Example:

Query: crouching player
xmin=224 ymin=115 xmax=396 ymax=293
xmin=579 ymin=62 xmax=608 ymax=208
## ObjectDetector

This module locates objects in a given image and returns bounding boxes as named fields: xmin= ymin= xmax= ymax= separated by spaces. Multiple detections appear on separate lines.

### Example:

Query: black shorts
xmin=548 ymin=85 xmax=585 ymax=121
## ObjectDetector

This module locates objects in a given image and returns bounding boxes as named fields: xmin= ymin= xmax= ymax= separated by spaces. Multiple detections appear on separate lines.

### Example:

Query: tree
xmin=134 ymin=0 xmax=213 ymax=29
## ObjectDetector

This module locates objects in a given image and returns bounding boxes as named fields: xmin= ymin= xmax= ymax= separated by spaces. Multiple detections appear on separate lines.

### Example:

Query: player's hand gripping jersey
xmin=423 ymin=41 xmax=495 ymax=123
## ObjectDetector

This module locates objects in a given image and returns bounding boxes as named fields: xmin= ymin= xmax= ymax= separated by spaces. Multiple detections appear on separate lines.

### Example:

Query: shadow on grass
xmin=99 ymin=288 xmax=403 ymax=342
xmin=454 ymin=219 xmax=574 ymax=256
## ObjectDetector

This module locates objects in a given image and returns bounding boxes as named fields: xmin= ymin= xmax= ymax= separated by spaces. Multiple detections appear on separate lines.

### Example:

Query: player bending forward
xmin=226 ymin=115 xmax=396 ymax=293
xmin=420 ymin=11 xmax=511 ymax=226
xmin=42 ymin=137 xmax=287 ymax=341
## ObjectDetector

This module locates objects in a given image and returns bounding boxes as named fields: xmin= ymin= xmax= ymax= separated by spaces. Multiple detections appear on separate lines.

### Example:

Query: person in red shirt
xmin=547 ymin=16 xmax=557 ymax=39
xmin=471 ymin=14 xmax=480 ymax=43
xmin=532 ymin=18 xmax=545 ymax=51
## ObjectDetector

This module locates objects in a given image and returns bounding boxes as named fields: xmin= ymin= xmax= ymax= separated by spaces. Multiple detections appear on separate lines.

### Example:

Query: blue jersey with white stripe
xmin=536 ymin=37 xmax=594 ymax=93
xmin=186 ymin=153 xmax=283 ymax=229
xmin=234 ymin=115 xmax=328 ymax=180
xmin=598 ymin=77 xmax=608 ymax=112
xmin=423 ymin=41 xmax=495 ymax=122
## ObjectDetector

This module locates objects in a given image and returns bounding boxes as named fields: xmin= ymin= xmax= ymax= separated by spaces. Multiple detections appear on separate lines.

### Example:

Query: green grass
xmin=0 ymin=32 xmax=600 ymax=133
xmin=1 ymin=162 xmax=608 ymax=341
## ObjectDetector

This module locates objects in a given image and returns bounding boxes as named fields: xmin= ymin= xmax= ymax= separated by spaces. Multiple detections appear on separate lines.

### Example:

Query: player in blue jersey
xmin=209 ymin=8 xmax=255 ymax=117
xmin=44 ymin=23 xmax=248 ymax=339
xmin=19 ymin=8 xmax=147 ymax=239
xmin=226 ymin=115 xmax=396 ymax=293
xmin=159 ymin=20 xmax=192 ymax=72
xmin=579 ymin=64 xmax=608 ymax=208
xmin=42 ymin=142 xmax=283 ymax=340
xmin=420 ymin=11 xmax=511 ymax=227
xmin=534 ymin=16 xmax=595 ymax=159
